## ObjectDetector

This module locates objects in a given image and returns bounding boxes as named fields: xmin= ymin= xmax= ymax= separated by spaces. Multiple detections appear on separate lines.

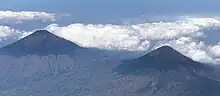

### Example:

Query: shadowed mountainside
xmin=114 ymin=46 xmax=220 ymax=96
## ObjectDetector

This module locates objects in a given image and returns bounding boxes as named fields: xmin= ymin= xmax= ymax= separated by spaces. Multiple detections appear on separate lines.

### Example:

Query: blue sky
xmin=1 ymin=0 xmax=220 ymax=23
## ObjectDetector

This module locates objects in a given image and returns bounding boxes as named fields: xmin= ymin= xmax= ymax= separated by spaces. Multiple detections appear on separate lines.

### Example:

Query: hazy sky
xmin=1 ymin=0 xmax=220 ymax=23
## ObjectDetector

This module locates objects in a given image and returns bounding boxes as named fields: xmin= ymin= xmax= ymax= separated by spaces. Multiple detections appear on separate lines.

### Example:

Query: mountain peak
xmin=0 ymin=30 xmax=81 ymax=56
xmin=115 ymin=46 xmax=206 ymax=75
xmin=155 ymin=45 xmax=176 ymax=51
xmin=34 ymin=30 xmax=51 ymax=34
xmin=141 ymin=45 xmax=193 ymax=63
xmin=25 ymin=30 xmax=57 ymax=40
xmin=31 ymin=30 xmax=54 ymax=36
xmin=148 ymin=45 xmax=180 ymax=57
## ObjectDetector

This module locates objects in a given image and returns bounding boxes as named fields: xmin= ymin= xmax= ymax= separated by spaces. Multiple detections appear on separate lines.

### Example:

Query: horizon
xmin=1 ymin=1 xmax=220 ymax=96
xmin=0 ymin=0 xmax=220 ymax=64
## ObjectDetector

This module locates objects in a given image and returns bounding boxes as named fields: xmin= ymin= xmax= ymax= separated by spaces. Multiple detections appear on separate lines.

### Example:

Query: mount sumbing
xmin=115 ymin=45 xmax=220 ymax=96
xmin=0 ymin=30 xmax=81 ymax=56
xmin=115 ymin=45 xmax=207 ymax=74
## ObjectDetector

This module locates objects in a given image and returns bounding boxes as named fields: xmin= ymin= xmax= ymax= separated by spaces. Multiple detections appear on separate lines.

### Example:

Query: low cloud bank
xmin=1 ymin=17 xmax=220 ymax=64
xmin=46 ymin=17 xmax=220 ymax=64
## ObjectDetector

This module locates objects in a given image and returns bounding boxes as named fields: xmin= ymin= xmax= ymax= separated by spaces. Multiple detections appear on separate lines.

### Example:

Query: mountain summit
xmin=145 ymin=45 xmax=194 ymax=63
xmin=0 ymin=30 xmax=81 ymax=56
xmin=115 ymin=45 xmax=203 ymax=74
xmin=114 ymin=46 xmax=220 ymax=96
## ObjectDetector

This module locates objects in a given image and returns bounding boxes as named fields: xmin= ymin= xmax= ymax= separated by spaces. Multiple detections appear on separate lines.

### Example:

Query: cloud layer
xmin=0 ymin=10 xmax=55 ymax=22
xmin=0 ymin=17 xmax=220 ymax=64
xmin=45 ymin=17 xmax=220 ymax=64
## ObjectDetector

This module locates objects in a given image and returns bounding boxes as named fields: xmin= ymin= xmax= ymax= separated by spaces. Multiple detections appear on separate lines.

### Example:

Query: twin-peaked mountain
xmin=0 ymin=30 xmax=219 ymax=96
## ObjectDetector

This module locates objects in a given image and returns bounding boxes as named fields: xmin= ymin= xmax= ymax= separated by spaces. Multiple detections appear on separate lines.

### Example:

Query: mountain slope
xmin=116 ymin=46 xmax=207 ymax=75
xmin=0 ymin=34 xmax=219 ymax=96
xmin=0 ymin=30 xmax=81 ymax=56
xmin=114 ymin=45 xmax=220 ymax=96
xmin=0 ymin=30 xmax=95 ymax=91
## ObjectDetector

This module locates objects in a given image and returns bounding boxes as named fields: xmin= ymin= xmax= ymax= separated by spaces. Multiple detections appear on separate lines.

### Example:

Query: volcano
xmin=115 ymin=46 xmax=207 ymax=74
xmin=0 ymin=30 xmax=220 ymax=96
xmin=114 ymin=45 xmax=220 ymax=96
xmin=0 ymin=30 xmax=81 ymax=56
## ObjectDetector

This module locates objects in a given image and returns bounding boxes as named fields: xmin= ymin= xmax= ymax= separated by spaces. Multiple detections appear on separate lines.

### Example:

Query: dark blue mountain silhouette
xmin=114 ymin=45 xmax=220 ymax=96
xmin=115 ymin=46 xmax=208 ymax=75
xmin=0 ymin=30 xmax=81 ymax=56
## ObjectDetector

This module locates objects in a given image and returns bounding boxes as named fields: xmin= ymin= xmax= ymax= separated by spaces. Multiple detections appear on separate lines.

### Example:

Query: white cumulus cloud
xmin=46 ymin=17 xmax=219 ymax=50
xmin=0 ymin=17 xmax=220 ymax=64
xmin=0 ymin=25 xmax=31 ymax=47
xmin=209 ymin=44 xmax=220 ymax=58
xmin=45 ymin=17 xmax=220 ymax=64
xmin=166 ymin=37 xmax=214 ymax=63
xmin=0 ymin=10 xmax=55 ymax=22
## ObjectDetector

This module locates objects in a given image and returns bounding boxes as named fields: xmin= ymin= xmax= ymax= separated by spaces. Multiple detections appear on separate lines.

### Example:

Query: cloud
xmin=45 ymin=17 xmax=220 ymax=64
xmin=46 ymin=17 xmax=219 ymax=50
xmin=0 ymin=17 xmax=220 ymax=64
xmin=0 ymin=10 xmax=55 ymax=22
xmin=0 ymin=25 xmax=31 ymax=47
xmin=166 ymin=37 xmax=214 ymax=63
xmin=209 ymin=44 xmax=220 ymax=58
xmin=46 ymin=24 xmax=151 ymax=51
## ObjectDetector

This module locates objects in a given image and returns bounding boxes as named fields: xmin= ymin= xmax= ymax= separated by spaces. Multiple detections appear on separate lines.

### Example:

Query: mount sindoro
xmin=0 ymin=30 xmax=219 ymax=96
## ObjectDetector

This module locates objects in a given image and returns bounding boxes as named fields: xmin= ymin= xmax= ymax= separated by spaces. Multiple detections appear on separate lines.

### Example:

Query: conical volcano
xmin=115 ymin=45 xmax=204 ymax=74
xmin=0 ymin=30 xmax=81 ymax=56
xmin=147 ymin=46 xmax=192 ymax=62
xmin=114 ymin=46 xmax=220 ymax=96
